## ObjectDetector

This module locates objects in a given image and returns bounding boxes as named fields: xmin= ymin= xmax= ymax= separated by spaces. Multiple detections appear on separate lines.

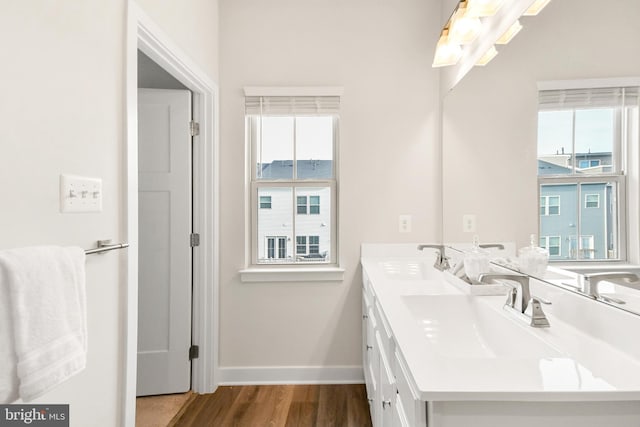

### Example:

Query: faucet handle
xmin=527 ymin=297 xmax=551 ymax=328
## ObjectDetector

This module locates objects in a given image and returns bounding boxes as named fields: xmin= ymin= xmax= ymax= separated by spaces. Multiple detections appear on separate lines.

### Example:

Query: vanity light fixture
xmin=432 ymin=29 xmax=463 ymax=67
xmin=495 ymin=20 xmax=523 ymax=44
xmin=448 ymin=2 xmax=482 ymax=45
xmin=466 ymin=0 xmax=505 ymax=17
xmin=475 ymin=46 xmax=498 ymax=66
xmin=432 ymin=0 xmax=552 ymax=69
xmin=523 ymin=0 xmax=552 ymax=16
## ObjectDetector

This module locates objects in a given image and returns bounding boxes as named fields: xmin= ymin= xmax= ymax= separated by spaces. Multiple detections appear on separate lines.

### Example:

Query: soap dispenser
xmin=518 ymin=234 xmax=549 ymax=277
xmin=464 ymin=235 xmax=490 ymax=282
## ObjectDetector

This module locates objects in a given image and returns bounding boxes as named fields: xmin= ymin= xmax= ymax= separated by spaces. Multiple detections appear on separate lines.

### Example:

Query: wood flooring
xmin=169 ymin=384 xmax=372 ymax=427
xmin=136 ymin=392 xmax=194 ymax=427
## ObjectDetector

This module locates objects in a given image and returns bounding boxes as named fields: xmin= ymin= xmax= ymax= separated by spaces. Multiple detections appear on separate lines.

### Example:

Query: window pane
xmin=295 ymin=187 xmax=331 ymax=262
xmin=297 ymin=196 xmax=307 ymax=214
xmin=574 ymin=109 xmax=614 ymax=173
xmin=540 ymin=184 xmax=578 ymax=260
xmin=259 ymin=195 xmax=271 ymax=209
xmin=257 ymin=117 xmax=294 ymax=180
xmin=257 ymin=187 xmax=292 ymax=263
xmin=309 ymin=195 xmax=320 ymax=215
xmin=296 ymin=235 xmax=307 ymax=255
xmin=537 ymin=111 xmax=573 ymax=176
xmin=579 ymin=182 xmax=617 ymax=260
xmin=296 ymin=116 xmax=333 ymax=179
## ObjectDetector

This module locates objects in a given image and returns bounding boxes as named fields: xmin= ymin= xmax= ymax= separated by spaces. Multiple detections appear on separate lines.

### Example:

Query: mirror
xmin=441 ymin=0 xmax=640 ymax=313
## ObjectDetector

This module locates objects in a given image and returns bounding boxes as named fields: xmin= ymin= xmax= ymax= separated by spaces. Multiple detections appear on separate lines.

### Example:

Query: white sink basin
xmin=400 ymin=295 xmax=561 ymax=359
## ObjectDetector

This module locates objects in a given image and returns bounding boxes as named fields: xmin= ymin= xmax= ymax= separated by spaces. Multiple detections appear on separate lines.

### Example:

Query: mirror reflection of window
xmin=537 ymin=86 xmax=639 ymax=261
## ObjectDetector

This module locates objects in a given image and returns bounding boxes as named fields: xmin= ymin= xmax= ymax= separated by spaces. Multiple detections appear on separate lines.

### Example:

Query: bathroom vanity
xmin=361 ymin=244 xmax=640 ymax=427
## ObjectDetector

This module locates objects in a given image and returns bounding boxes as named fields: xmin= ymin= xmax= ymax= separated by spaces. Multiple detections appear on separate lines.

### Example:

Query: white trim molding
xmin=239 ymin=267 xmax=345 ymax=283
xmin=244 ymin=86 xmax=344 ymax=97
xmin=125 ymin=2 xmax=220 ymax=426
xmin=218 ymin=366 xmax=364 ymax=385
xmin=538 ymin=77 xmax=640 ymax=91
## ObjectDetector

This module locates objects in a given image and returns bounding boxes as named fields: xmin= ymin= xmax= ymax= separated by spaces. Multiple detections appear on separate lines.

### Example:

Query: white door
xmin=137 ymin=88 xmax=192 ymax=396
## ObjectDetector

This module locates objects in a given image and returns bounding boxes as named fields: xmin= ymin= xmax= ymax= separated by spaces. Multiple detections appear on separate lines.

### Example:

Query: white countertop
xmin=361 ymin=248 xmax=640 ymax=402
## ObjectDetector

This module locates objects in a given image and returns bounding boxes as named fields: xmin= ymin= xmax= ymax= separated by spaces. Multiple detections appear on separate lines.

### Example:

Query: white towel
xmin=0 ymin=246 xmax=87 ymax=403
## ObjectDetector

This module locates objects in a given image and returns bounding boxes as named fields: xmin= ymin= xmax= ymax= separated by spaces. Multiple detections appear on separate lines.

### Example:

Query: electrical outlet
xmin=463 ymin=214 xmax=476 ymax=233
xmin=399 ymin=214 xmax=412 ymax=233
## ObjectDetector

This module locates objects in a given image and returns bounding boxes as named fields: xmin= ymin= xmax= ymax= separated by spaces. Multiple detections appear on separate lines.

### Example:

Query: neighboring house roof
xmin=260 ymin=160 xmax=332 ymax=179
xmin=538 ymin=159 xmax=573 ymax=175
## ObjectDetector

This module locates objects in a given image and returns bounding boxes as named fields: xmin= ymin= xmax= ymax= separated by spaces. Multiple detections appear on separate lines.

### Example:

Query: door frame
xmin=124 ymin=2 xmax=220 ymax=426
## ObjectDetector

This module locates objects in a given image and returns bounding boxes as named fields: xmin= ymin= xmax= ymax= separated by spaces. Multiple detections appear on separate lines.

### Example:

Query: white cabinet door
xmin=137 ymin=88 xmax=192 ymax=396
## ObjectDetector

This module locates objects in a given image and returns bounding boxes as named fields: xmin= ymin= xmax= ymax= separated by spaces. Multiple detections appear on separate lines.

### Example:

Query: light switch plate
xmin=60 ymin=174 xmax=103 ymax=213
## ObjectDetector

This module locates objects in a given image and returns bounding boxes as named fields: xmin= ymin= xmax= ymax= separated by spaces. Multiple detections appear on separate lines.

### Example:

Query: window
xmin=540 ymin=195 xmax=560 ymax=216
xmin=580 ymin=235 xmax=595 ymax=259
xmin=247 ymin=93 xmax=339 ymax=265
xmin=259 ymin=196 xmax=272 ymax=209
xmin=266 ymin=236 xmax=287 ymax=260
xmin=578 ymin=159 xmax=600 ymax=169
xmin=296 ymin=195 xmax=321 ymax=215
xmin=585 ymin=194 xmax=600 ymax=208
xmin=296 ymin=236 xmax=307 ymax=254
xmin=295 ymin=235 xmax=323 ymax=260
xmin=537 ymin=85 xmax=638 ymax=261
xmin=540 ymin=236 xmax=561 ymax=257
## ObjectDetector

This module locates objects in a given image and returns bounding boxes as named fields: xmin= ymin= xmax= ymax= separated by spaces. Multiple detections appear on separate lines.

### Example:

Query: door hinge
xmin=189 ymin=345 xmax=199 ymax=360
xmin=189 ymin=120 xmax=200 ymax=137
xmin=190 ymin=233 xmax=200 ymax=247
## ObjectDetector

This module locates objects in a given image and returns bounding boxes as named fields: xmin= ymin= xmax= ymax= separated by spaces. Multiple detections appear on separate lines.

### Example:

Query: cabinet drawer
xmin=374 ymin=299 xmax=394 ymax=361
xmin=395 ymin=349 xmax=425 ymax=427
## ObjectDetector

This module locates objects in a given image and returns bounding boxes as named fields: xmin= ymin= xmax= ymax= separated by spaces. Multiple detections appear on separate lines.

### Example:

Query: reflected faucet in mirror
xmin=417 ymin=244 xmax=451 ymax=271
xmin=479 ymin=243 xmax=505 ymax=250
xmin=581 ymin=272 xmax=640 ymax=305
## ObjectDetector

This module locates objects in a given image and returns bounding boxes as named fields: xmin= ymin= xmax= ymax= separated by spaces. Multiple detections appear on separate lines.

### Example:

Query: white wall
xmin=442 ymin=0 xmax=640 ymax=249
xmin=138 ymin=51 xmax=188 ymax=89
xmin=219 ymin=0 xmax=442 ymax=374
xmin=0 ymin=1 xmax=218 ymax=425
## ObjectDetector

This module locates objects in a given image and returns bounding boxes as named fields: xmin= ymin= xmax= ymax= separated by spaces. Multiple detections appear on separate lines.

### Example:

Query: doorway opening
xmin=125 ymin=4 xmax=219 ymax=426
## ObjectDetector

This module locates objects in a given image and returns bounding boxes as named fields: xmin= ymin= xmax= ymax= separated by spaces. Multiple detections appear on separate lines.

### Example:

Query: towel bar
xmin=85 ymin=241 xmax=129 ymax=255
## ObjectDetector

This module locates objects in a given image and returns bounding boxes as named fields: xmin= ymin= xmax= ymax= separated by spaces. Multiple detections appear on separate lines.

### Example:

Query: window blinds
xmin=245 ymin=95 xmax=340 ymax=115
xmin=538 ymin=86 xmax=640 ymax=110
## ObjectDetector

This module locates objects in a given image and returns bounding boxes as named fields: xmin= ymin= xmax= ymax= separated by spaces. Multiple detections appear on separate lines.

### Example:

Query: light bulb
xmin=475 ymin=46 xmax=498 ymax=66
xmin=449 ymin=9 xmax=482 ymax=45
xmin=524 ymin=0 xmax=552 ymax=16
xmin=496 ymin=20 xmax=523 ymax=44
xmin=432 ymin=34 xmax=463 ymax=67
xmin=466 ymin=0 xmax=505 ymax=17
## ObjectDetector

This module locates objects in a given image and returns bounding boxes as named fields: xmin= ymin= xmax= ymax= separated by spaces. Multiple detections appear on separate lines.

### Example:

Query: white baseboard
xmin=218 ymin=365 xmax=364 ymax=385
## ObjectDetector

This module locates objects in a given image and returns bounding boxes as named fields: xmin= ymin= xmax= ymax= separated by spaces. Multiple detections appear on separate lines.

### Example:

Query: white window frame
xmin=536 ymin=80 xmax=637 ymax=263
xmin=578 ymin=159 xmax=601 ymax=169
xmin=540 ymin=195 xmax=560 ymax=216
xmin=584 ymin=193 xmax=600 ymax=208
xmin=240 ymin=87 xmax=345 ymax=282
xmin=540 ymin=235 xmax=561 ymax=257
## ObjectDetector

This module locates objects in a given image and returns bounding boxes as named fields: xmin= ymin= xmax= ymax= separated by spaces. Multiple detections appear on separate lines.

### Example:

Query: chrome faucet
xmin=582 ymin=272 xmax=640 ymax=303
xmin=417 ymin=244 xmax=450 ymax=271
xmin=478 ymin=273 xmax=551 ymax=328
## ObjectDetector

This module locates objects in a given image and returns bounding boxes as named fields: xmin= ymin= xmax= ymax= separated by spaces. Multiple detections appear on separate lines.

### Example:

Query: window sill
xmin=239 ymin=266 xmax=345 ymax=283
